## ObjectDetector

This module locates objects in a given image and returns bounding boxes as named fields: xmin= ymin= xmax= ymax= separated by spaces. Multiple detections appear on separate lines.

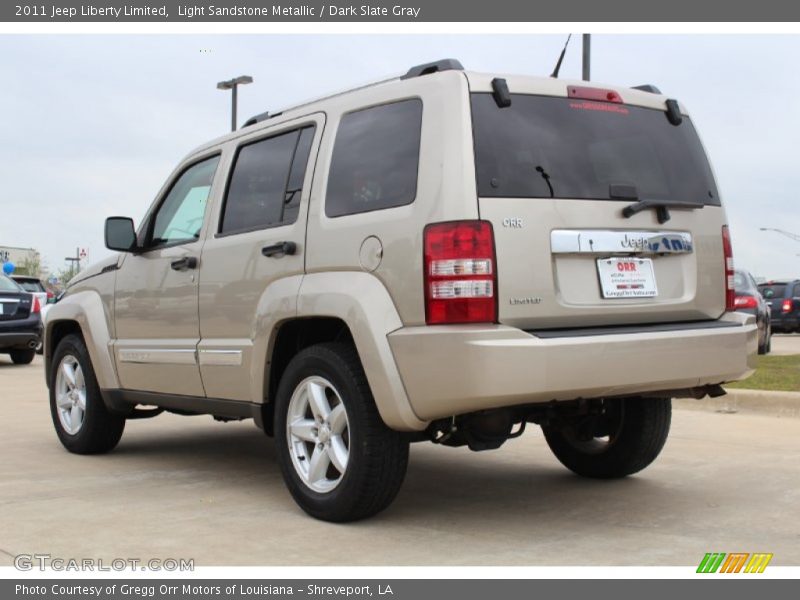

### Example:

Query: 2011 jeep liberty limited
xmin=45 ymin=59 xmax=757 ymax=522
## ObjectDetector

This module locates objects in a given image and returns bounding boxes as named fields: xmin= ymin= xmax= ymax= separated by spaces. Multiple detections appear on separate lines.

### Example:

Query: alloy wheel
xmin=286 ymin=376 xmax=350 ymax=493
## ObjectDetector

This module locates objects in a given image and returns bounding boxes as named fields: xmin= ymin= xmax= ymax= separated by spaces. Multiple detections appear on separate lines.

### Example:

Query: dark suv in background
xmin=758 ymin=280 xmax=800 ymax=333
xmin=0 ymin=273 xmax=42 ymax=364
xmin=734 ymin=269 xmax=771 ymax=354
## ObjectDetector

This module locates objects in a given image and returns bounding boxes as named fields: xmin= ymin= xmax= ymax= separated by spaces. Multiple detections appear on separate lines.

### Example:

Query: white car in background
xmin=11 ymin=276 xmax=49 ymax=308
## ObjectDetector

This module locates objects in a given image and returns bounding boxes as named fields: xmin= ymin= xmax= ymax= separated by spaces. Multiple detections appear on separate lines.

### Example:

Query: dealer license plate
xmin=597 ymin=257 xmax=658 ymax=299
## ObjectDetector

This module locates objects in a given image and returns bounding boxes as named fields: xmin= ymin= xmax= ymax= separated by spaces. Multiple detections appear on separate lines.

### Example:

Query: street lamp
xmin=64 ymin=247 xmax=81 ymax=281
xmin=582 ymin=34 xmax=591 ymax=81
xmin=217 ymin=75 xmax=253 ymax=132
xmin=760 ymin=227 xmax=800 ymax=243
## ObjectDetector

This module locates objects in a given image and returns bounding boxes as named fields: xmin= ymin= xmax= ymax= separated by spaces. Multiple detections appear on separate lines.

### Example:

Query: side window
xmin=150 ymin=155 xmax=220 ymax=247
xmin=733 ymin=271 xmax=747 ymax=292
xmin=325 ymin=99 xmax=422 ymax=218
xmin=220 ymin=125 xmax=316 ymax=235
xmin=749 ymin=274 xmax=760 ymax=293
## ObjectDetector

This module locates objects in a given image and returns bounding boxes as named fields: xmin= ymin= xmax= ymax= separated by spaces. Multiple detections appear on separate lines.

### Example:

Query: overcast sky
xmin=1 ymin=34 xmax=798 ymax=279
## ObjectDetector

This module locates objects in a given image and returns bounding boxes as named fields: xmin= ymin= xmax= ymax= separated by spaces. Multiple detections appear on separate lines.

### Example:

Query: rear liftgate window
xmin=471 ymin=93 xmax=720 ymax=204
xmin=759 ymin=284 xmax=787 ymax=299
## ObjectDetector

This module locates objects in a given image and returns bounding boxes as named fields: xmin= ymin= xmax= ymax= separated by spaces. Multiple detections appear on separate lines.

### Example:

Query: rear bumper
xmin=0 ymin=315 xmax=42 ymax=350
xmin=388 ymin=312 xmax=758 ymax=422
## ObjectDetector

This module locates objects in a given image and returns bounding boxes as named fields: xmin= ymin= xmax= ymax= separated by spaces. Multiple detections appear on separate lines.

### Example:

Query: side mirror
xmin=105 ymin=217 xmax=137 ymax=252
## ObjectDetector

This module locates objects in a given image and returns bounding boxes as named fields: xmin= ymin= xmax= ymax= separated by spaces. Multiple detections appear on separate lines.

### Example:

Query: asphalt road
xmin=770 ymin=333 xmax=800 ymax=356
xmin=1 ymin=356 xmax=799 ymax=566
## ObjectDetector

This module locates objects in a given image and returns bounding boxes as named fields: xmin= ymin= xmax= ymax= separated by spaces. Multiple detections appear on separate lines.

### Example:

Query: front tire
xmin=542 ymin=397 xmax=671 ymax=479
xmin=10 ymin=349 xmax=35 ymax=364
xmin=49 ymin=334 xmax=125 ymax=454
xmin=275 ymin=343 xmax=409 ymax=522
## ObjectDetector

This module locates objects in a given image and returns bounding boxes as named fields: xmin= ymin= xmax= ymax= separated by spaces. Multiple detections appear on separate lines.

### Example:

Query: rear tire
xmin=542 ymin=397 xmax=671 ymax=479
xmin=10 ymin=349 xmax=35 ymax=364
xmin=758 ymin=320 xmax=771 ymax=355
xmin=275 ymin=343 xmax=409 ymax=522
xmin=49 ymin=334 xmax=125 ymax=454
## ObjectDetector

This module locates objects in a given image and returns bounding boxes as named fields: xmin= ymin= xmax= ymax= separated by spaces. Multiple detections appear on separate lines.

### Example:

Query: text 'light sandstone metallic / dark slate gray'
xmin=5 ymin=0 xmax=800 ymax=22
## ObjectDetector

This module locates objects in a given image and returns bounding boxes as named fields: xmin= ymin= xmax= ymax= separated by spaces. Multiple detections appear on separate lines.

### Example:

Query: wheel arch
xmin=44 ymin=291 xmax=120 ymax=392
xmin=260 ymin=317 xmax=354 ymax=435
xmin=258 ymin=272 xmax=427 ymax=433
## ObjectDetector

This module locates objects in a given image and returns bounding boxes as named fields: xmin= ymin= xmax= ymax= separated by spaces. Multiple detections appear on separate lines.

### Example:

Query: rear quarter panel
xmin=304 ymin=71 xmax=478 ymax=327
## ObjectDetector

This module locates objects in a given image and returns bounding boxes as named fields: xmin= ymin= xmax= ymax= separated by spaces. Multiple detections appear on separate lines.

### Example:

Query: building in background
xmin=0 ymin=245 xmax=42 ymax=278
xmin=0 ymin=245 xmax=39 ymax=267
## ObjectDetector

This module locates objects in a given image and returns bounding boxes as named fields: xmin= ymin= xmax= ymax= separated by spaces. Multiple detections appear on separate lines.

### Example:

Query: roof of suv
xmin=188 ymin=58 xmax=673 ymax=158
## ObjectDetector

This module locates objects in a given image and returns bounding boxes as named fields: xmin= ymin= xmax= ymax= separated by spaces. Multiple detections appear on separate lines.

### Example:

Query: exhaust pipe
xmin=28 ymin=340 xmax=38 ymax=349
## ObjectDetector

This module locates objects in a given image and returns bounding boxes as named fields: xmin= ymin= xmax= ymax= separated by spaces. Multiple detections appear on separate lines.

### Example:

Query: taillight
xmin=424 ymin=220 xmax=497 ymax=325
xmin=734 ymin=295 xmax=758 ymax=309
xmin=31 ymin=296 xmax=41 ymax=314
xmin=782 ymin=299 xmax=793 ymax=313
xmin=722 ymin=225 xmax=735 ymax=312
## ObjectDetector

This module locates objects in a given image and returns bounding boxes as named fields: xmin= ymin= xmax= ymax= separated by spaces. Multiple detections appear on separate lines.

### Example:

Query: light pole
xmin=760 ymin=227 xmax=800 ymax=243
xmin=64 ymin=247 xmax=80 ymax=282
xmin=217 ymin=75 xmax=253 ymax=132
xmin=582 ymin=34 xmax=591 ymax=81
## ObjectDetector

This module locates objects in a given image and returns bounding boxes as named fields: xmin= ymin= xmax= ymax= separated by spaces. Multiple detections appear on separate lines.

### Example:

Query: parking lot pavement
xmin=771 ymin=334 xmax=800 ymax=355
xmin=2 ymin=356 xmax=799 ymax=567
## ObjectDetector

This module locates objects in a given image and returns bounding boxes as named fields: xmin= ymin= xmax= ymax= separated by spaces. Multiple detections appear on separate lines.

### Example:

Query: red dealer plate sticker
xmin=597 ymin=257 xmax=658 ymax=299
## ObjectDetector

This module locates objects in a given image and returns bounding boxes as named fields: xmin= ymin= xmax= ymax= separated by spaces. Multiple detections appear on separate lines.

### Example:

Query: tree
xmin=57 ymin=266 xmax=77 ymax=287
xmin=16 ymin=254 xmax=42 ymax=278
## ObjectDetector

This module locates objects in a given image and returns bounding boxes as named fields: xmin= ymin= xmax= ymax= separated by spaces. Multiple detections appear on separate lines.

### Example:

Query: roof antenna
xmin=550 ymin=34 xmax=572 ymax=79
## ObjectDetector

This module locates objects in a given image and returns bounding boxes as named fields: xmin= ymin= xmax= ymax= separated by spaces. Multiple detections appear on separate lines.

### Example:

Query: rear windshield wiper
xmin=622 ymin=199 xmax=704 ymax=224
xmin=535 ymin=165 xmax=554 ymax=198
xmin=610 ymin=184 xmax=703 ymax=224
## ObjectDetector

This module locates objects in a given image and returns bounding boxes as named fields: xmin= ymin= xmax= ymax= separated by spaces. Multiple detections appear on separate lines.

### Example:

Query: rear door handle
xmin=170 ymin=256 xmax=198 ymax=271
xmin=262 ymin=241 xmax=298 ymax=258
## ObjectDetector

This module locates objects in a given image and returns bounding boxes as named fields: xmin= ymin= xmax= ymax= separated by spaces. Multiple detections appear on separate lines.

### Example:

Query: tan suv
xmin=44 ymin=59 xmax=757 ymax=522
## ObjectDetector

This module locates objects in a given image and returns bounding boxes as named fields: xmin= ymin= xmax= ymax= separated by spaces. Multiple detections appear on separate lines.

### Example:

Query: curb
xmin=674 ymin=388 xmax=800 ymax=418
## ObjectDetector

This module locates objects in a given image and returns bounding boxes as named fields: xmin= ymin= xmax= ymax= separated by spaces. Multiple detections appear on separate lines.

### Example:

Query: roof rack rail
xmin=238 ymin=59 xmax=462 ymax=130
xmin=242 ymin=110 xmax=271 ymax=128
xmin=632 ymin=84 xmax=662 ymax=94
xmin=401 ymin=58 xmax=464 ymax=80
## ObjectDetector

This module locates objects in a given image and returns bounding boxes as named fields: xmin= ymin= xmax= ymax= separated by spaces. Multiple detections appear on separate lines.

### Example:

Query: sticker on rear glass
xmin=569 ymin=101 xmax=629 ymax=115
